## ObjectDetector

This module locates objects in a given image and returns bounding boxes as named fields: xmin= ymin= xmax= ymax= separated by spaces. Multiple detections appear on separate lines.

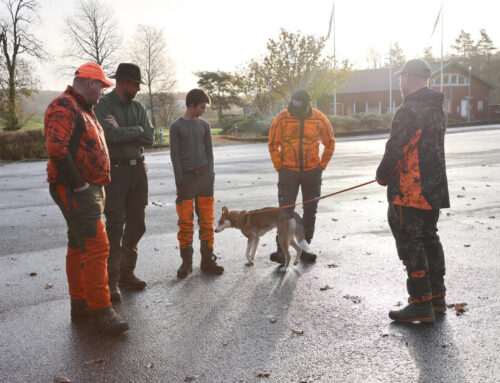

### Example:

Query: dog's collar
xmin=234 ymin=211 xmax=248 ymax=230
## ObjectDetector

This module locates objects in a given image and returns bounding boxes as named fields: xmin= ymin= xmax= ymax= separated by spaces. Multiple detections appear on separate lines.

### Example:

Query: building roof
xmin=338 ymin=61 xmax=496 ymax=95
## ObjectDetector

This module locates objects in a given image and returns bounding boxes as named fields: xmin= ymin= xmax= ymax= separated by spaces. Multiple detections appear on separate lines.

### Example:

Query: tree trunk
xmin=4 ymin=69 xmax=20 ymax=131
xmin=148 ymin=85 xmax=156 ymax=128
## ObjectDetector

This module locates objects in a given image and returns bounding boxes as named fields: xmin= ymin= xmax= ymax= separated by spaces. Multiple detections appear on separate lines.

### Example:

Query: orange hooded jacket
xmin=268 ymin=108 xmax=335 ymax=172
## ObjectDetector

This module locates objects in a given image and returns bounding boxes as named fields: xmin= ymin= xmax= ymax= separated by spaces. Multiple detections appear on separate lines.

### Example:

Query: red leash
xmin=247 ymin=179 xmax=377 ymax=215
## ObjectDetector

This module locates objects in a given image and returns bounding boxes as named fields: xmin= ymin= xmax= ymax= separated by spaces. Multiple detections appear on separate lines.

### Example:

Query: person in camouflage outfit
xmin=376 ymin=59 xmax=450 ymax=323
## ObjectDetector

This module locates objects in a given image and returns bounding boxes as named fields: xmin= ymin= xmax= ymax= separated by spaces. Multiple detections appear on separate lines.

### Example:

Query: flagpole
xmin=440 ymin=0 xmax=444 ymax=92
xmin=333 ymin=1 xmax=337 ymax=116
xmin=389 ymin=39 xmax=393 ymax=114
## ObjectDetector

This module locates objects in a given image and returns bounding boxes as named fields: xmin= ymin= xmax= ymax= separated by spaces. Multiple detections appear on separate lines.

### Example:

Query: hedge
xmin=0 ymin=129 xmax=46 ymax=161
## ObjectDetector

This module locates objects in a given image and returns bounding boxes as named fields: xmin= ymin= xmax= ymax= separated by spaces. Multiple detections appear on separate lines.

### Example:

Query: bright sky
xmin=33 ymin=0 xmax=500 ymax=92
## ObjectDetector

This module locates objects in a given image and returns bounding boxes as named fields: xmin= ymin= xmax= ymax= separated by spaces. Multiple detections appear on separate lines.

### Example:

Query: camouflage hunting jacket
xmin=376 ymin=87 xmax=450 ymax=210
xmin=45 ymin=86 xmax=110 ymax=188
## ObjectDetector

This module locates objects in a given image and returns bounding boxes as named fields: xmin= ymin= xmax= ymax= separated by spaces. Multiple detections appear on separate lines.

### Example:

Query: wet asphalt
xmin=0 ymin=127 xmax=499 ymax=383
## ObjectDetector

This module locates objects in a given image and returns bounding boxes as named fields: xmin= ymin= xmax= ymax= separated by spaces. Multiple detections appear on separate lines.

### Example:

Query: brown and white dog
xmin=215 ymin=206 xmax=311 ymax=272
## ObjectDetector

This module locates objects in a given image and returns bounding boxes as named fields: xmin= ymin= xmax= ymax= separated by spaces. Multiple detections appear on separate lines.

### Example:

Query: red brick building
xmin=318 ymin=61 xmax=496 ymax=121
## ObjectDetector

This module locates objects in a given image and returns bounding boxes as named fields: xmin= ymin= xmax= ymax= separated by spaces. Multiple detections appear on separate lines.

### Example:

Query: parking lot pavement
xmin=0 ymin=128 xmax=499 ymax=382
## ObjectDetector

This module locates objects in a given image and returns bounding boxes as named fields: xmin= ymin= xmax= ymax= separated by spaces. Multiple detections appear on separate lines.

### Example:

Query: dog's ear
xmin=222 ymin=206 xmax=229 ymax=215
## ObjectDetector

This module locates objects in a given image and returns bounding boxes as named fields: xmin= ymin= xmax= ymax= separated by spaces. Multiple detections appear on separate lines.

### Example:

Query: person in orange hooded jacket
xmin=268 ymin=90 xmax=335 ymax=264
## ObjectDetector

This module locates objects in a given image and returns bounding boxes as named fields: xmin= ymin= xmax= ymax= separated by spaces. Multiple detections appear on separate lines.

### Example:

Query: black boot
xmin=108 ymin=279 xmax=121 ymax=302
xmin=177 ymin=245 xmax=193 ymax=278
xmin=70 ymin=299 xmax=90 ymax=324
xmin=119 ymin=247 xmax=146 ymax=289
xmin=300 ymin=239 xmax=316 ymax=263
xmin=200 ymin=240 xmax=224 ymax=275
xmin=270 ymin=237 xmax=285 ymax=264
xmin=431 ymin=293 xmax=446 ymax=313
xmin=389 ymin=302 xmax=436 ymax=323
xmin=90 ymin=306 xmax=129 ymax=334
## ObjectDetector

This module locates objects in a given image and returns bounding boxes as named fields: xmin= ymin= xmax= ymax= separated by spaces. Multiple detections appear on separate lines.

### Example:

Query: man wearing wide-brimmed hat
xmin=94 ymin=63 xmax=155 ymax=302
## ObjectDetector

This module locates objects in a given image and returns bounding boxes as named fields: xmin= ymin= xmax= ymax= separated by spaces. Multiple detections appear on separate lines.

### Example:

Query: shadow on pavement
xmin=390 ymin=315 xmax=467 ymax=383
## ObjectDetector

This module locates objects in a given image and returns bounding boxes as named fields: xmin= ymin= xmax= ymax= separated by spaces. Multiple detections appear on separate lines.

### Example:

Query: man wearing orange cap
xmin=44 ymin=62 xmax=128 ymax=334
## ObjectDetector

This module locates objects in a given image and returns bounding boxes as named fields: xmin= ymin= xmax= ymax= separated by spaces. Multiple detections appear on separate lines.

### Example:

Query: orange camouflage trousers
xmin=50 ymin=183 xmax=111 ymax=310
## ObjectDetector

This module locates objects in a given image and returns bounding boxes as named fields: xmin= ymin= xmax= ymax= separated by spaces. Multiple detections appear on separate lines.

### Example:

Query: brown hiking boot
xmin=70 ymin=299 xmax=90 ymax=324
xmin=200 ymin=240 xmax=224 ymax=275
xmin=389 ymin=302 xmax=436 ymax=323
xmin=90 ymin=306 xmax=129 ymax=334
xmin=177 ymin=245 xmax=193 ymax=278
xmin=119 ymin=273 xmax=147 ymax=290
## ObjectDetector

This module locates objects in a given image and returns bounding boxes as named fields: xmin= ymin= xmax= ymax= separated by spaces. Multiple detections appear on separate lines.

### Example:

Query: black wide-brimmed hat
xmin=111 ymin=63 xmax=145 ymax=84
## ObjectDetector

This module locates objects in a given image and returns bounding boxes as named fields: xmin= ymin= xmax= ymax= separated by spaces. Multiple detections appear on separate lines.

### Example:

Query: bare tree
xmin=154 ymin=92 xmax=183 ymax=129
xmin=128 ymin=24 xmax=175 ymax=128
xmin=62 ymin=0 xmax=121 ymax=73
xmin=0 ymin=0 xmax=46 ymax=130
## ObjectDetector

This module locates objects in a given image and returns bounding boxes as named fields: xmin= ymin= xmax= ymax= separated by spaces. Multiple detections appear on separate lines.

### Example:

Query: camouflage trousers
xmin=388 ymin=204 xmax=446 ymax=303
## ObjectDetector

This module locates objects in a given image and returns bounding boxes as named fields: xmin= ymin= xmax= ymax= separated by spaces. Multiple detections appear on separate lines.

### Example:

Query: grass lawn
xmin=1 ymin=116 xmax=44 ymax=132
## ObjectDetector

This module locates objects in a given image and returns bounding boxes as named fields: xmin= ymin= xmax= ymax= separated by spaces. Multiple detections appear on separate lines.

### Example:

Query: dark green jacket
xmin=94 ymin=90 xmax=154 ymax=160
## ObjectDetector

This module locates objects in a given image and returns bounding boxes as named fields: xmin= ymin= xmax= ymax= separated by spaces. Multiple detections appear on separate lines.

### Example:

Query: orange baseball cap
xmin=74 ymin=62 xmax=114 ymax=87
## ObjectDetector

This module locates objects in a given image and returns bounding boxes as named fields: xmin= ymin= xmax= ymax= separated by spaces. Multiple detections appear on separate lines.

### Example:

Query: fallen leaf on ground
xmin=84 ymin=358 xmax=104 ymax=365
xmin=454 ymin=303 xmax=468 ymax=315
xmin=5 ymin=283 xmax=17 ymax=286
xmin=44 ymin=283 xmax=53 ymax=289
xmin=320 ymin=285 xmax=330 ymax=291
xmin=291 ymin=329 xmax=304 ymax=335
xmin=436 ymin=344 xmax=448 ymax=348
xmin=464 ymin=244 xmax=471 ymax=248
xmin=8 ymin=257 xmax=17 ymax=261
xmin=151 ymin=201 xmax=167 ymax=207
xmin=29 ymin=272 xmax=37 ymax=277
xmin=299 ymin=373 xmax=321 ymax=382
xmin=269 ymin=318 xmax=277 ymax=324
xmin=222 ymin=342 xmax=228 ymax=346
xmin=381 ymin=333 xmax=389 ymax=338
xmin=327 ymin=263 xmax=338 ymax=268
xmin=54 ymin=376 xmax=71 ymax=383
xmin=457 ymin=195 xmax=465 ymax=198
xmin=255 ymin=370 xmax=270 ymax=377
xmin=184 ymin=376 xmax=196 ymax=382
xmin=146 ymin=363 xmax=154 ymax=369
xmin=343 ymin=295 xmax=361 ymax=304
xmin=154 ymin=248 xmax=159 ymax=251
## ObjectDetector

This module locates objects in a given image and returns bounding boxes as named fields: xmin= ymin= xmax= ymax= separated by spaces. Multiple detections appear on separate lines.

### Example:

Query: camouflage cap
xmin=394 ymin=59 xmax=432 ymax=78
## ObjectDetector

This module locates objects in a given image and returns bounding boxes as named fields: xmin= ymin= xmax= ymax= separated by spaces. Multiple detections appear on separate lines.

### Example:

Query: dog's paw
xmin=279 ymin=266 xmax=288 ymax=273
xmin=245 ymin=261 xmax=254 ymax=267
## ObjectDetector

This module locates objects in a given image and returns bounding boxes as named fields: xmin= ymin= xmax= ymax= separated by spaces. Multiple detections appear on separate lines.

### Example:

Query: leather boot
xmin=90 ymin=306 xmax=129 ymax=334
xmin=300 ymin=239 xmax=316 ymax=263
xmin=431 ymin=293 xmax=447 ymax=313
xmin=70 ymin=299 xmax=90 ymax=324
xmin=200 ymin=240 xmax=224 ymax=275
xmin=119 ymin=247 xmax=146 ymax=289
xmin=270 ymin=236 xmax=285 ymax=264
xmin=108 ymin=278 xmax=121 ymax=302
xmin=119 ymin=273 xmax=147 ymax=290
xmin=177 ymin=244 xmax=193 ymax=278
xmin=389 ymin=302 xmax=436 ymax=323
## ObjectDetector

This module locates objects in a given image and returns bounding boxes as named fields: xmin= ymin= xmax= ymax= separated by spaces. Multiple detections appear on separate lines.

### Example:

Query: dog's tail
xmin=293 ymin=213 xmax=311 ymax=252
